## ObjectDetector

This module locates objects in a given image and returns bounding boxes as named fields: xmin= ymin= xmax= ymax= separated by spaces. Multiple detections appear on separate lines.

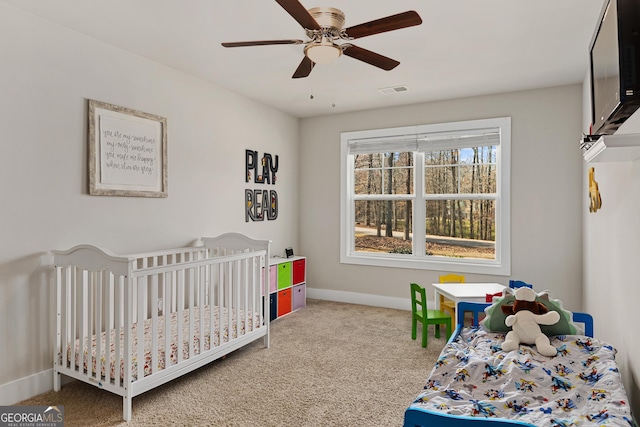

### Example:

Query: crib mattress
xmin=410 ymin=327 xmax=636 ymax=427
xmin=64 ymin=306 xmax=261 ymax=382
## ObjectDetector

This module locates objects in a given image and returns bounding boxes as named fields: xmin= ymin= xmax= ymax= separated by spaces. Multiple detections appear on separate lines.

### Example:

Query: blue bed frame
xmin=403 ymin=301 xmax=594 ymax=427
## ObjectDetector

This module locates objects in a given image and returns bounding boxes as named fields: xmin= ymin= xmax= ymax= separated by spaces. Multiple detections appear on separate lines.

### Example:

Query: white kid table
xmin=432 ymin=282 xmax=506 ymax=312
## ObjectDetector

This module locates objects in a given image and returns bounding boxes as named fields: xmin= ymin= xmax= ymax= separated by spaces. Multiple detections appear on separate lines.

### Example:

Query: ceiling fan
xmin=221 ymin=0 xmax=422 ymax=79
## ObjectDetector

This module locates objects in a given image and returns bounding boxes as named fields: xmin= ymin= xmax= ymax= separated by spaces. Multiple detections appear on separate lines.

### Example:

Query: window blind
xmin=417 ymin=128 xmax=500 ymax=151
xmin=347 ymin=127 xmax=500 ymax=155
xmin=347 ymin=134 xmax=418 ymax=155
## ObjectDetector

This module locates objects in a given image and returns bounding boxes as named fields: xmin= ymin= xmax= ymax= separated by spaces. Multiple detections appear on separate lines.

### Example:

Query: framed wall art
xmin=88 ymin=99 xmax=168 ymax=197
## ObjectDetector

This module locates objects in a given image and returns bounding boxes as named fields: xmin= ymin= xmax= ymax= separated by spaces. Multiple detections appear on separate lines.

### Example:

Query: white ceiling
xmin=4 ymin=0 xmax=605 ymax=118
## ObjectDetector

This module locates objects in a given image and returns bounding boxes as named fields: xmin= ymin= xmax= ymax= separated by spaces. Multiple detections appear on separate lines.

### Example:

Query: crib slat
xmin=177 ymin=269 xmax=184 ymax=364
xmin=53 ymin=267 xmax=61 ymax=390
xmin=199 ymin=265 xmax=205 ymax=353
xmin=254 ymin=256 xmax=259 ymax=329
xmin=261 ymin=255 xmax=267 ymax=334
xmin=171 ymin=267 xmax=177 ymax=313
xmin=115 ymin=275 xmax=123 ymax=387
xmin=209 ymin=263 xmax=215 ymax=349
xmin=164 ymin=272 xmax=171 ymax=370
xmin=241 ymin=259 xmax=245 ymax=333
xmin=188 ymin=267 xmax=195 ymax=359
xmin=227 ymin=261 xmax=233 ymax=343
xmin=258 ymin=256 xmax=262 ymax=326
xmin=54 ymin=267 xmax=61 ymax=369
xmin=89 ymin=272 xmax=96 ymax=380
xmin=248 ymin=258 xmax=254 ymax=331
xmin=136 ymin=277 xmax=145 ymax=381
xmin=104 ymin=271 xmax=112 ymax=385
xmin=123 ymin=271 xmax=132 ymax=392
xmin=151 ymin=273 xmax=158 ymax=375
xmin=80 ymin=270 xmax=88 ymax=378
xmin=232 ymin=260 xmax=238 ymax=337
xmin=202 ymin=258 xmax=209 ymax=305
xmin=235 ymin=259 xmax=241 ymax=338
xmin=249 ymin=258 xmax=254 ymax=331
xmin=256 ymin=257 xmax=260 ymax=325
xmin=261 ymin=257 xmax=265 ymax=325
xmin=141 ymin=270 xmax=148 ymax=322
xmin=233 ymin=260 xmax=244 ymax=338
xmin=70 ymin=268 xmax=77 ymax=375
xmin=95 ymin=271 xmax=102 ymax=382
xmin=243 ymin=258 xmax=249 ymax=335
xmin=218 ymin=263 xmax=223 ymax=346
xmin=60 ymin=267 xmax=68 ymax=372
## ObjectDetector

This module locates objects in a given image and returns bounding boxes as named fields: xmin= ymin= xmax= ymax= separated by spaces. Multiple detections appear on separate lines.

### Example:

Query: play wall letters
xmin=245 ymin=149 xmax=279 ymax=221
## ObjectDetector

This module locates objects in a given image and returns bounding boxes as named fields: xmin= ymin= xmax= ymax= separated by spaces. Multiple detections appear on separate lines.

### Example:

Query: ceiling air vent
xmin=378 ymin=85 xmax=408 ymax=94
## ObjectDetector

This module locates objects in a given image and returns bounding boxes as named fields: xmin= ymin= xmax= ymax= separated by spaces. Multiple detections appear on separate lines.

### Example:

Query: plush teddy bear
xmin=500 ymin=287 xmax=560 ymax=357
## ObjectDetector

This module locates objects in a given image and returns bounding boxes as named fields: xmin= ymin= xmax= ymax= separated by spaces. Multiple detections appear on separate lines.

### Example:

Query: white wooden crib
xmin=52 ymin=233 xmax=270 ymax=421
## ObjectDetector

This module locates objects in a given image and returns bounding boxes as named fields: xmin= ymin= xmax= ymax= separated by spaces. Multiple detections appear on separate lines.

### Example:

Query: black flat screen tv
xmin=590 ymin=0 xmax=640 ymax=135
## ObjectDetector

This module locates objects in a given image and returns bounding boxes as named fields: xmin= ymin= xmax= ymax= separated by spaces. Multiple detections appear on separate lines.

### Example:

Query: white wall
xmin=300 ymin=85 xmax=584 ymax=311
xmin=581 ymin=79 xmax=640 ymax=416
xmin=0 ymin=4 xmax=300 ymax=402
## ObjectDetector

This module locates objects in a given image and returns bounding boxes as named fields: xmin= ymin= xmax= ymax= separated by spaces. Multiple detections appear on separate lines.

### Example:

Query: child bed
xmin=52 ymin=232 xmax=270 ymax=421
xmin=404 ymin=301 xmax=638 ymax=427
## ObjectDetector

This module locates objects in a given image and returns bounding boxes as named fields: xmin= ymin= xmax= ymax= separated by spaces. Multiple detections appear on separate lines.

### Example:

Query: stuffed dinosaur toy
xmin=500 ymin=287 xmax=560 ymax=357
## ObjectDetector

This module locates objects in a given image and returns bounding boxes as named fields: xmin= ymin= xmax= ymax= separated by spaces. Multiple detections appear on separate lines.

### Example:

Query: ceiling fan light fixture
xmin=308 ymin=7 xmax=345 ymax=30
xmin=222 ymin=3 xmax=422 ymax=79
xmin=304 ymin=39 xmax=341 ymax=64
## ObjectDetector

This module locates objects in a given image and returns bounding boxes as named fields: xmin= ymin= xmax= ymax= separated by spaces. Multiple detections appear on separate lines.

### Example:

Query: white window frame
xmin=340 ymin=117 xmax=511 ymax=276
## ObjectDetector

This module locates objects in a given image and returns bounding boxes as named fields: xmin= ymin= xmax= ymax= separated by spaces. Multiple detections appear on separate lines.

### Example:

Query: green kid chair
xmin=410 ymin=282 xmax=452 ymax=347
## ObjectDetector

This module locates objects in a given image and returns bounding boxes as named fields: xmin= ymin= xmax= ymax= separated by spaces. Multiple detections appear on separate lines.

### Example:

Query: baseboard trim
xmin=306 ymin=288 xmax=411 ymax=311
xmin=0 ymin=369 xmax=53 ymax=405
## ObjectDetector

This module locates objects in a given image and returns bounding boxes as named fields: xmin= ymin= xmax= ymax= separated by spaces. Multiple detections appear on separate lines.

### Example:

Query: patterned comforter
xmin=410 ymin=327 xmax=637 ymax=427
xmin=64 ymin=306 xmax=261 ymax=383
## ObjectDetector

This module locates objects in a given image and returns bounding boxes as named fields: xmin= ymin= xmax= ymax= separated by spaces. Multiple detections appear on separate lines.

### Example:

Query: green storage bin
xmin=277 ymin=261 xmax=292 ymax=290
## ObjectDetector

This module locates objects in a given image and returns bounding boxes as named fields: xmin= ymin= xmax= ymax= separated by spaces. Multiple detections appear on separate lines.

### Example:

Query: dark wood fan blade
xmin=292 ymin=56 xmax=315 ymax=79
xmin=275 ymin=0 xmax=321 ymax=30
xmin=344 ymin=11 xmax=422 ymax=39
xmin=222 ymin=39 xmax=304 ymax=48
xmin=342 ymin=45 xmax=399 ymax=71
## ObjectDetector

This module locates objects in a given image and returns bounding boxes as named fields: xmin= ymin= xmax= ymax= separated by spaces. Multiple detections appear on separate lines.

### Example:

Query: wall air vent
xmin=378 ymin=85 xmax=408 ymax=94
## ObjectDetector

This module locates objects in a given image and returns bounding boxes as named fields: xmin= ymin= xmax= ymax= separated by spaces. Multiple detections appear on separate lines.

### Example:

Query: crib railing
xmin=128 ymin=246 xmax=209 ymax=321
xmin=127 ymin=250 xmax=266 ymax=381
xmin=53 ymin=245 xmax=267 ymax=391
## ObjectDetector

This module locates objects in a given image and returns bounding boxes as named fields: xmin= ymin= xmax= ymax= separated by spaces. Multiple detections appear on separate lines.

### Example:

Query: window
xmin=340 ymin=117 xmax=511 ymax=275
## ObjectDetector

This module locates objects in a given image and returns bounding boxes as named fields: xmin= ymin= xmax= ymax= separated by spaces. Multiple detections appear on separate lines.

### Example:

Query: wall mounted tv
xmin=590 ymin=0 xmax=640 ymax=135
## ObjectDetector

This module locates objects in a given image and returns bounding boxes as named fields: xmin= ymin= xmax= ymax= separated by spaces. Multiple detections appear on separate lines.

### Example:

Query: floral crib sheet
xmin=63 ymin=306 xmax=261 ymax=383
xmin=410 ymin=327 xmax=637 ymax=427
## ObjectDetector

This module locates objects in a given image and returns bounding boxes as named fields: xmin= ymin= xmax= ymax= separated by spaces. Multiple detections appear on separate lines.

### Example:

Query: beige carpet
xmin=20 ymin=299 xmax=446 ymax=426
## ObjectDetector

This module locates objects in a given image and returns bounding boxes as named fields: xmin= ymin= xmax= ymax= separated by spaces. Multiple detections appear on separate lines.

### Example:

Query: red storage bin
xmin=293 ymin=259 xmax=306 ymax=285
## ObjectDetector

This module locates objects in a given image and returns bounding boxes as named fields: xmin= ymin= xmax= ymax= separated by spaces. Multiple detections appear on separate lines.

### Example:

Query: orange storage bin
xmin=277 ymin=289 xmax=292 ymax=317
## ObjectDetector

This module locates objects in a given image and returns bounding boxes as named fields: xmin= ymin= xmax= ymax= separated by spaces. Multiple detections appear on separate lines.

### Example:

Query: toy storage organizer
xmin=268 ymin=256 xmax=306 ymax=321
